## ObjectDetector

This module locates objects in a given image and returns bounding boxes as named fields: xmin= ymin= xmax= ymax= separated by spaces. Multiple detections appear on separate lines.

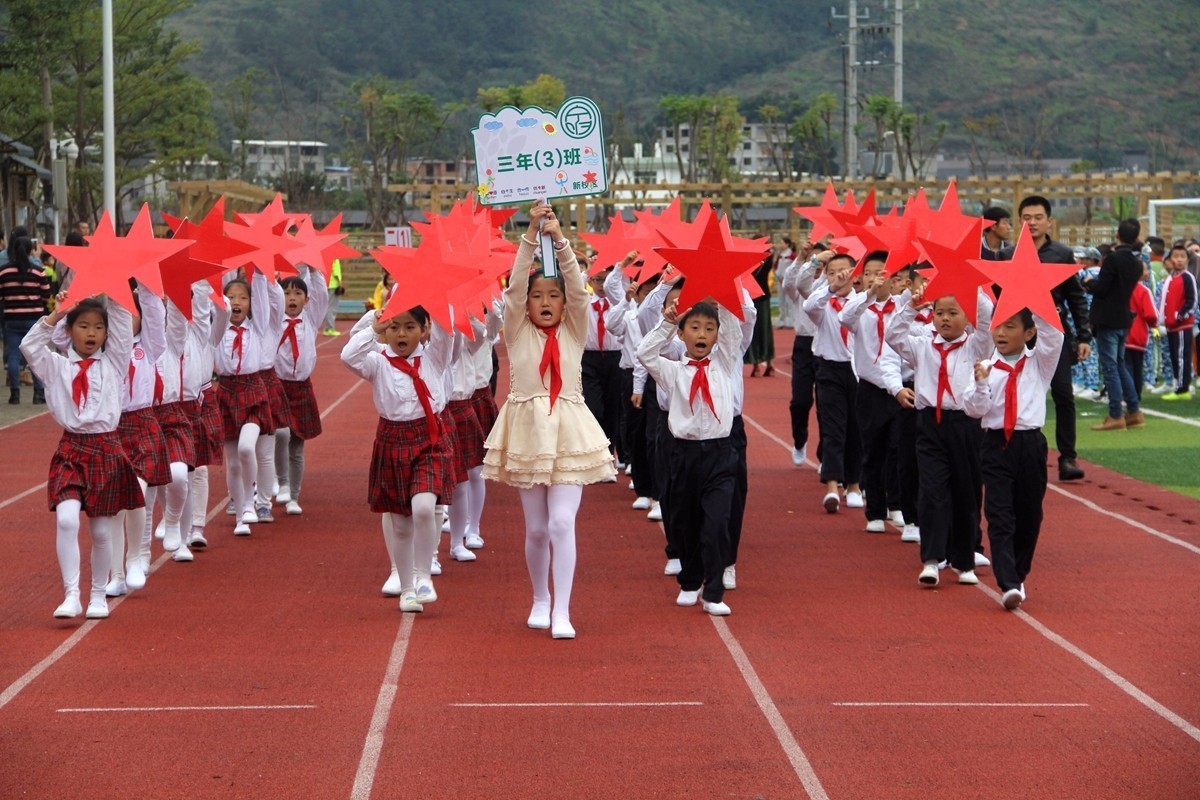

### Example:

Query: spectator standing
xmin=0 ymin=236 xmax=51 ymax=404
xmin=1084 ymin=220 xmax=1145 ymax=429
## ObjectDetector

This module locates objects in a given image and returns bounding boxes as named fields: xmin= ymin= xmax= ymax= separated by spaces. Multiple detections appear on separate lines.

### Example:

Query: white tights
xmin=56 ymin=500 xmax=117 ymax=601
xmin=518 ymin=484 xmax=581 ymax=623
xmin=223 ymin=423 xmax=260 ymax=518
xmin=448 ymin=466 xmax=487 ymax=549
xmin=466 ymin=465 xmax=486 ymax=537
xmin=383 ymin=492 xmax=438 ymax=593
xmin=190 ymin=466 xmax=209 ymax=529
xmin=254 ymin=433 xmax=275 ymax=507
xmin=111 ymin=478 xmax=149 ymax=581
xmin=162 ymin=461 xmax=189 ymax=534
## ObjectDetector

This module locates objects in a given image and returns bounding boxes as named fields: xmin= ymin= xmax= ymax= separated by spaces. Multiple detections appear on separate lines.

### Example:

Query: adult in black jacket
xmin=1084 ymin=219 xmax=1145 ymax=430
xmin=1002 ymin=196 xmax=1092 ymax=481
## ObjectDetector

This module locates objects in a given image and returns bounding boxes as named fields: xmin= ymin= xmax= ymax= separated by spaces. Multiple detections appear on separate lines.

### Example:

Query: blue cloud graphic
xmin=483 ymin=121 xmax=503 ymax=131
xmin=515 ymin=118 xmax=539 ymax=128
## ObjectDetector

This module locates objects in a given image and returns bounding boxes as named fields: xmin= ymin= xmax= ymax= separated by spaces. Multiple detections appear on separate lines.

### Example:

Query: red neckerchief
xmin=915 ymin=310 xmax=932 ymax=325
xmin=127 ymin=359 xmax=136 ymax=400
xmin=932 ymin=337 xmax=968 ymax=422
xmin=687 ymin=358 xmax=719 ymax=421
xmin=73 ymin=358 xmax=96 ymax=409
xmin=230 ymin=325 xmax=245 ymax=374
xmin=829 ymin=295 xmax=850 ymax=349
xmin=992 ymin=355 xmax=1027 ymax=444
xmin=538 ymin=323 xmax=563 ymax=411
xmin=593 ymin=299 xmax=609 ymax=350
xmin=153 ymin=369 xmax=164 ymax=405
xmin=865 ymin=298 xmax=896 ymax=362
xmin=279 ymin=318 xmax=301 ymax=377
xmin=383 ymin=353 xmax=440 ymax=444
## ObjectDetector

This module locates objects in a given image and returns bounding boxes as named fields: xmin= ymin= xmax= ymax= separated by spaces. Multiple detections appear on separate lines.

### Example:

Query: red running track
xmin=0 ymin=326 xmax=1197 ymax=799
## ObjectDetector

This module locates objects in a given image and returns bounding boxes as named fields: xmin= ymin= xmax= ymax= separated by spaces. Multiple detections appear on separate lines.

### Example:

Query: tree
xmin=790 ymin=92 xmax=838 ymax=178
xmin=476 ymin=74 xmax=567 ymax=112
xmin=896 ymin=108 xmax=947 ymax=181
xmin=221 ymin=67 xmax=269 ymax=180
xmin=659 ymin=93 xmax=743 ymax=183
xmin=862 ymin=95 xmax=902 ymax=179
xmin=659 ymin=94 xmax=706 ymax=182
xmin=963 ymin=115 xmax=1001 ymax=179
xmin=757 ymin=104 xmax=793 ymax=181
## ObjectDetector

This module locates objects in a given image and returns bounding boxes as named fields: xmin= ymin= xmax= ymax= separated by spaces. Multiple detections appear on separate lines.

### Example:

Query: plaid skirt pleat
xmin=48 ymin=431 xmax=146 ymax=517
xmin=155 ymin=400 xmax=197 ymax=468
xmin=368 ymin=417 xmax=452 ymax=516
xmin=258 ymin=370 xmax=294 ymax=432
xmin=117 ymin=407 xmax=173 ymax=486
xmin=217 ymin=372 xmax=273 ymax=440
xmin=194 ymin=386 xmax=224 ymax=467
xmin=281 ymin=377 xmax=323 ymax=441
xmin=469 ymin=385 xmax=498 ymax=437
xmin=446 ymin=399 xmax=485 ymax=474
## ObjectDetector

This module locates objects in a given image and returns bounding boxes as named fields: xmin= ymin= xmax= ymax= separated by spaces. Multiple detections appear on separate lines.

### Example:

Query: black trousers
xmin=727 ymin=415 xmax=748 ymax=567
xmin=915 ymin=408 xmax=981 ymax=571
xmin=1168 ymin=329 xmax=1194 ymax=392
xmin=893 ymin=400 xmax=919 ymax=526
xmin=644 ymin=380 xmax=662 ymax=501
xmin=628 ymin=374 xmax=656 ymax=499
xmin=1050 ymin=344 xmax=1077 ymax=463
xmin=789 ymin=335 xmax=816 ymax=451
xmin=582 ymin=349 xmax=623 ymax=457
xmin=815 ymin=357 xmax=861 ymax=485
xmin=856 ymin=381 xmax=898 ymax=522
xmin=980 ymin=429 xmax=1047 ymax=592
xmin=1125 ymin=348 xmax=1145 ymax=401
xmin=668 ymin=436 xmax=737 ymax=603
xmin=654 ymin=409 xmax=678 ymax=560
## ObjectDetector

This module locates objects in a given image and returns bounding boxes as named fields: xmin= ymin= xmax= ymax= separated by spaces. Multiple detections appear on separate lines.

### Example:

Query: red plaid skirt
xmin=194 ymin=386 xmax=224 ymax=467
xmin=217 ymin=372 xmax=274 ymax=440
xmin=258 ymin=370 xmax=295 ymax=432
xmin=155 ymin=400 xmax=197 ymax=468
xmin=48 ymin=431 xmax=145 ymax=517
xmin=368 ymin=417 xmax=452 ymax=516
xmin=281 ymin=377 xmax=323 ymax=441
xmin=470 ymin=385 xmax=499 ymax=438
xmin=445 ymin=399 xmax=485 ymax=474
xmin=117 ymin=407 xmax=172 ymax=487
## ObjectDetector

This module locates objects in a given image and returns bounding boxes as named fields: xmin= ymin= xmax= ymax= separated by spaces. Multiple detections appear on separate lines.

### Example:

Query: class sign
xmin=472 ymin=96 xmax=607 ymax=206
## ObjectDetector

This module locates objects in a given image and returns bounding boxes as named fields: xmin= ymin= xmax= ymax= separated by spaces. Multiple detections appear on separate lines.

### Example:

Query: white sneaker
xmin=889 ymin=510 xmax=906 ymax=526
xmin=865 ymin=519 xmax=887 ymax=533
xmin=172 ymin=545 xmax=194 ymax=562
xmin=1002 ymin=588 xmax=1023 ymax=610
xmin=275 ymin=484 xmax=292 ymax=504
xmin=415 ymin=579 xmax=437 ymax=604
xmin=139 ymin=555 xmax=150 ymax=575
xmin=155 ymin=519 xmax=166 ymax=539
xmin=844 ymin=491 xmax=864 ymax=508
xmin=382 ymin=570 xmax=402 ymax=596
xmin=1019 ymin=582 xmax=1026 ymax=601
xmin=722 ymin=565 xmax=737 ymax=590
xmin=703 ymin=600 xmax=731 ymax=616
xmin=974 ymin=551 xmax=991 ymax=568
xmin=162 ymin=525 xmax=182 ymax=552
xmin=647 ymin=502 xmax=662 ymax=521
xmin=527 ymin=600 xmax=551 ymax=630
xmin=919 ymin=561 xmax=939 ymax=586
xmin=464 ymin=533 xmax=484 ymax=549
xmin=822 ymin=492 xmax=840 ymax=513
xmin=54 ymin=594 xmax=83 ymax=619
xmin=233 ymin=522 xmax=251 ymax=536
xmin=224 ymin=500 xmax=236 ymax=516
xmin=792 ymin=444 xmax=807 ymax=467
xmin=937 ymin=560 xmax=948 ymax=570
xmin=628 ymin=480 xmax=635 ymax=491
xmin=601 ymin=474 xmax=618 ymax=484
xmin=271 ymin=479 xmax=279 ymax=497
xmin=398 ymin=592 xmax=423 ymax=613
xmin=85 ymin=598 xmax=109 ymax=619
xmin=187 ymin=527 xmax=208 ymax=548
xmin=440 ymin=512 xmax=451 ymax=533
xmin=632 ymin=496 xmax=652 ymax=510
xmin=450 ymin=544 xmax=476 ymax=562
xmin=624 ymin=464 xmax=633 ymax=476
xmin=900 ymin=524 xmax=920 ymax=543
xmin=676 ymin=589 xmax=699 ymax=606
xmin=430 ymin=555 xmax=442 ymax=575
xmin=240 ymin=510 xmax=258 ymax=525
xmin=105 ymin=578 xmax=127 ymax=598
xmin=664 ymin=558 xmax=682 ymax=576
xmin=955 ymin=568 xmax=979 ymax=585
xmin=551 ymin=618 xmax=576 ymax=639
xmin=125 ymin=561 xmax=146 ymax=590
xmin=285 ymin=500 xmax=302 ymax=515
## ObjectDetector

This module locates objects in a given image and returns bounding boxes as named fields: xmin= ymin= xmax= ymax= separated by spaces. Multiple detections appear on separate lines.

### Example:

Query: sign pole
xmin=539 ymin=199 xmax=557 ymax=278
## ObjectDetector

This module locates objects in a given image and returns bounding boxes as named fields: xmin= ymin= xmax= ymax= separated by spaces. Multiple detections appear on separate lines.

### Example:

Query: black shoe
xmin=8 ymin=389 xmax=18 ymax=405
xmin=32 ymin=389 xmax=45 ymax=404
xmin=1058 ymin=459 xmax=1085 ymax=481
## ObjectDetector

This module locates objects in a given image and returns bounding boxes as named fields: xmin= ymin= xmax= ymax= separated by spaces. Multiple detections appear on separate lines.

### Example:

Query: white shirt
xmin=340 ymin=310 xmax=453 ymax=421
xmin=584 ymin=294 xmax=623 ymax=352
xmin=780 ymin=258 xmax=817 ymax=337
xmin=182 ymin=283 xmax=215 ymax=400
xmin=274 ymin=266 xmax=328 ymax=382
xmin=255 ymin=276 xmax=286 ymax=372
xmin=885 ymin=290 xmax=995 ymax=413
xmin=964 ymin=314 xmax=1064 ymax=432
xmin=803 ymin=282 xmax=857 ymax=362
xmin=21 ymin=302 xmax=134 ymax=434
xmin=637 ymin=306 xmax=743 ymax=440
xmin=212 ymin=272 xmax=271 ymax=376
xmin=838 ymin=292 xmax=903 ymax=395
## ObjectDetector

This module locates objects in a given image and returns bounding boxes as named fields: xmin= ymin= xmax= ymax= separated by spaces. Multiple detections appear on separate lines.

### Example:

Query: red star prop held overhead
xmin=653 ymin=211 xmax=769 ymax=322
xmin=579 ymin=215 xmax=653 ymax=277
xmin=848 ymin=188 xmax=938 ymax=277
xmin=285 ymin=214 xmax=361 ymax=281
xmin=915 ymin=218 xmax=993 ymax=328
xmin=795 ymin=183 xmax=857 ymax=242
xmin=972 ymin=223 xmax=1079 ymax=332
xmin=374 ymin=243 xmax=482 ymax=333
xmin=223 ymin=195 xmax=304 ymax=281
xmin=163 ymin=197 xmax=255 ymax=311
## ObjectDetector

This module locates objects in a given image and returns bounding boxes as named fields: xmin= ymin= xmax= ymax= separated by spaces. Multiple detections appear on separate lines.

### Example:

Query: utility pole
xmin=893 ymin=0 xmax=904 ymax=107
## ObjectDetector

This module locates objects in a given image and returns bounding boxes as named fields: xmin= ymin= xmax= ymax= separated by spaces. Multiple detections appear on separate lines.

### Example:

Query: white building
xmin=656 ymin=122 xmax=791 ymax=178
xmin=232 ymin=139 xmax=327 ymax=180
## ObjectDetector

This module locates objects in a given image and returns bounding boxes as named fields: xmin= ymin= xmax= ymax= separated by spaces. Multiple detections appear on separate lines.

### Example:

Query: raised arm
xmin=339 ymin=311 xmax=383 ymax=380
xmin=715 ymin=304 xmax=744 ymax=375
xmin=559 ymin=246 xmax=589 ymax=345
xmin=502 ymin=240 xmax=536 ymax=341
xmin=140 ymin=285 xmax=169 ymax=363
xmin=304 ymin=265 xmax=330 ymax=328
xmin=1031 ymin=311 xmax=1066 ymax=383
xmin=102 ymin=300 xmax=135 ymax=373
xmin=636 ymin=317 xmax=679 ymax=389
xmin=884 ymin=291 xmax=921 ymax=366
xmin=967 ymin=289 xmax=996 ymax=361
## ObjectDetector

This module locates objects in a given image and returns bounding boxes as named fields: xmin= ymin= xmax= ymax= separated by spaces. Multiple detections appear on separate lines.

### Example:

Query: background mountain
xmin=169 ymin=0 xmax=1200 ymax=170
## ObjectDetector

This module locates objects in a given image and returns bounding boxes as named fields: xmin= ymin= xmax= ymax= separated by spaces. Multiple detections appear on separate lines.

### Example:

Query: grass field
xmin=1047 ymin=389 xmax=1200 ymax=500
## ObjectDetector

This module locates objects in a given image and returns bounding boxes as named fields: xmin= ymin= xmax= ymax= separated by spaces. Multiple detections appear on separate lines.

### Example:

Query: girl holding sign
xmin=483 ymin=200 xmax=616 ymax=639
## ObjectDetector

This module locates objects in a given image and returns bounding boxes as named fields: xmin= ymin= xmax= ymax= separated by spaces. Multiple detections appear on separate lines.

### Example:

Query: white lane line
xmin=0 ymin=481 xmax=48 ymax=512
xmin=349 ymin=614 xmax=415 ymax=800
xmin=833 ymin=702 xmax=1089 ymax=708
xmin=0 ymin=410 xmax=49 ymax=432
xmin=742 ymin=414 xmax=819 ymax=469
xmin=1140 ymin=406 xmax=1200 ymax=428
xmin=711 ymin=617 xmax=830 ymax=800
xmin=321 ymin=380 xmax=363 ymax=420
xmin=974 ymin=583 xmax=1200 ymax=745
xmin=1046 ymin=483 xmax=1200 ymax=556
xmin=450 ymin=702 xmax=703 ymax=708
xmin=57 ymin=704 xmax=315 ymax=713
xmin=0 ymin=496 xmax=229 ymax=713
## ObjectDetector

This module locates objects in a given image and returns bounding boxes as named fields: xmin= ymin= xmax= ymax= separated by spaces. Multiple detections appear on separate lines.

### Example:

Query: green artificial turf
xmin=1044 ymin=392 xmax=1200 ymax=500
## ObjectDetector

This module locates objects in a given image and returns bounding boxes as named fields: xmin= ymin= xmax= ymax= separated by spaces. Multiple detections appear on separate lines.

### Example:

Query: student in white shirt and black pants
xmin=583 ymin=268 xmax=625 ymax=465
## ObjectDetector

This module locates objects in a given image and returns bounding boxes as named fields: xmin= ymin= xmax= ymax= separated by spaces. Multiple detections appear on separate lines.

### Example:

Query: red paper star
xmin=972 ymin=223 xmax=1078 ymax=331
xmin=285 ymin=214 xmax=361 ymax=281
xmin=223 ymin=197 xmax=304 ymax=281
xmin=848 ymin=189 xmax=938 ymax=277
xmin=164 ymin=197 xmax=255 ymax=310
xmin=375 ymin=243 xmax=481 ymax=332
xmin=579 ymin=215 xmax=654 ymax=277
xmin=795 ymin=183 xmax=853 ymax=242
xmin=916 ymin=218 xmax=993 ymax=328
xmin=924 ymin=181 xmax=992 ymax=249
xmin=653 ymin=211 xmax=768 ymax=321
xmin=44 ymin=211 xmax=141 ymax=314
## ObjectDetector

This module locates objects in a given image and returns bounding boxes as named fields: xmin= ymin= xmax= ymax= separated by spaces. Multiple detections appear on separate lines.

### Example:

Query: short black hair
xmin=393 ymin=304 xmax=430 ymax=327
xmin=678 ymin=301 xmax=719 ymax=328
xmin=1116 ymin=218 xmax=1141 ymax=245
xmin=64 ymin=231 xmax=86 ymax=247
xmin=863 ymin=250 xmax=889 ymax=266
xmin=224 ymin=278 xmax=253 ymax=317
xmin=66 ymin=297 xmax=107 ymax=329
xmin=982 ymin=206 xmax=1011 ymax=223
xmin=280 ymin=275 xmax=309 ymax=296
xmin=1018 ymin=195 xmax=1052 ymax=217
xmin=827 ymin=253 xmax=856 ymax=271
xmin=528 ymin=267 xmax=566 ymax=294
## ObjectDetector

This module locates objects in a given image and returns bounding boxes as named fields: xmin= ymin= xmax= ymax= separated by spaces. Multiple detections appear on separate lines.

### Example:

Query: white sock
xmin=386 ymin=512 xmax=416 ymax=594
xmin=87 ymin=514 xmax=117 ymax=600
xmin=163 ymin=462 xmax=189 ymax=531
xmin=448 ymin=482 xmax=470 ymax=550
xmin=466 ymin=465 xmax=486 ymax=536
xmin=55 ymin=499 xmax=83 ymax=595
xmin=411 ymin=492 xmax=438 ymax=582
xmin=255 ymin=432 xmax=275 ymax=507
xmin=190 ymin=466 xmax=209 ymax=529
